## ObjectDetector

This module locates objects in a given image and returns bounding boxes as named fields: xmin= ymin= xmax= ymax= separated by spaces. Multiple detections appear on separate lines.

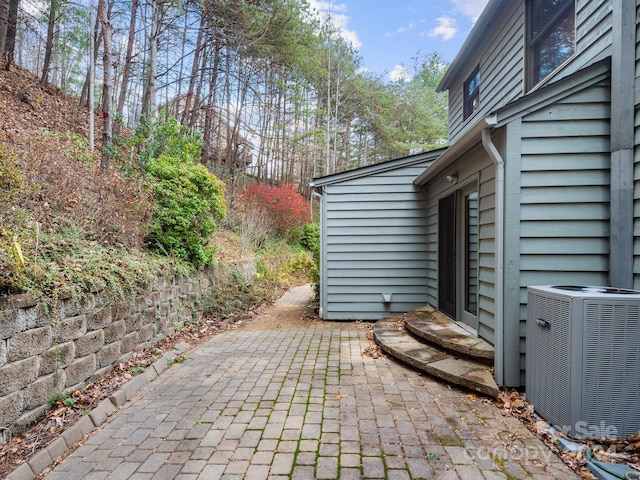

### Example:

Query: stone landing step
xmin=405 ymin=306 xmax=494 ymax=364
xmin=373 ymin=319 xmax=500 ymax=398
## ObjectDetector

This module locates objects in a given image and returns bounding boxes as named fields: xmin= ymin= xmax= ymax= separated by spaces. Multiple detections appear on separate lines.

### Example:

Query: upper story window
xmin=526 ymin=0 xmax=576 ymax=90
xmin=463 ymin=66 xmax=480 ymax=120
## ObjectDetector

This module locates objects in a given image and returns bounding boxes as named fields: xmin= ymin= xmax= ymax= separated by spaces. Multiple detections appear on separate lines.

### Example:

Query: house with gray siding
xmin=313 ymin=0 xmax=638 ymax=390
xmin=310 ymin=151 xmax=442 ymax=321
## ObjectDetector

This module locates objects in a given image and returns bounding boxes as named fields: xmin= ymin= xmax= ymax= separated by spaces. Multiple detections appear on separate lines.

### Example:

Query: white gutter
xmin=481 ymin=115 xmax=505 ymax=385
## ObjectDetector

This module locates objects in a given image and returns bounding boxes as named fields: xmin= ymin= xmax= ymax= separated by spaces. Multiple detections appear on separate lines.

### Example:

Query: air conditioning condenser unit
xmin=526 ymin=285 xmax=640 ymax=439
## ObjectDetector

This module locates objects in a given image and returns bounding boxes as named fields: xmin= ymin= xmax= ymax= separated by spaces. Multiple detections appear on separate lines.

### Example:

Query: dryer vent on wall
xmin=526 ymin=285 xmax=640 ymax=439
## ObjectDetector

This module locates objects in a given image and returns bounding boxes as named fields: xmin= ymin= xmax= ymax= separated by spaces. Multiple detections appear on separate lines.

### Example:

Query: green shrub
xmin=146 ymin=154 xmax=225 ymax=268
xmin=137 ymin=119 xmax=226 ymax=269
xmin=300 ymin=223 xmax=320 ymax=288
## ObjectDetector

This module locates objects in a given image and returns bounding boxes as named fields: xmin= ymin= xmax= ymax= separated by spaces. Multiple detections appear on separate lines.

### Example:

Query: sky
xmin=307 ymin=0 xmax=491 ymax=82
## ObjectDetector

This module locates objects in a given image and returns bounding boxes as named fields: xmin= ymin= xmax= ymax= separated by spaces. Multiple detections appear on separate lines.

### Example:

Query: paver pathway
xmin=43 ymin=286 xmax=579 ymax=480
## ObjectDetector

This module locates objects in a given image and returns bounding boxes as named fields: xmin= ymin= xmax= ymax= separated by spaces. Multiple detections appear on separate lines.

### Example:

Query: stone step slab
xmin=373 ymin=320 xmax=500 ymax=398
xmin=404 ymin=305 xmax=494 ymax=363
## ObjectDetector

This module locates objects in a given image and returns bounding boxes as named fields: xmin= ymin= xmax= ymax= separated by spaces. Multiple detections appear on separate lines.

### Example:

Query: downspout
xmin=481 ymin=118 xmax=505 ymax=385
xmin=311 ymin=188 xmax=325 ymax=318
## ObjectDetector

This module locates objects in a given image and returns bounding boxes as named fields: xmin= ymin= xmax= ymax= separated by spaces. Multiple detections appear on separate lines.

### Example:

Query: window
xmin=463 ymin=66 xmax=480 ymax=120
xmin=527 ymin=0 xmax=576 ymax=89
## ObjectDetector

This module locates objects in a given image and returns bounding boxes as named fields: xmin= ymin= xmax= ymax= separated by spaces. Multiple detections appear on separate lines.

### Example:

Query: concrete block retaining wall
xmin=0 ymin=260 xmax=255 ymax=444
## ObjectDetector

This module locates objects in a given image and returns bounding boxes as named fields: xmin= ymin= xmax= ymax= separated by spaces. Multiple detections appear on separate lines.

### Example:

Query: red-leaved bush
xmin=240 ymin=183 xmax=311 ymax=239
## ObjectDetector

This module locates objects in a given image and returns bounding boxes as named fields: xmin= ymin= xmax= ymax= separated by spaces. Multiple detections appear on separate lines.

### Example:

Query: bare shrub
xmin=7 ymin=132 xmax=150 ymax=248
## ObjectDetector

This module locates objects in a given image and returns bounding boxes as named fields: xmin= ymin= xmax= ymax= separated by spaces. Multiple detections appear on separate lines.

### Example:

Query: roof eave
xmin=414 ymin=116 xmax=496 ymax=186
xmin=437 ymin=0 xmax=508 ymax=93
xmin=311 ymin=148 xmax=446 ymax=189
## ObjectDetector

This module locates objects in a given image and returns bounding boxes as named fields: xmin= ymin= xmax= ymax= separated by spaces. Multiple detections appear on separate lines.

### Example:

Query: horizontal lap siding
xmin=424 ymin=145 xmax=496 ymax=343
xmin=323 ymin=164 xmax=431 ymax=320
xmin=634 ymin=0 xmax=640 ymax=288
xmin=519 ymin=82 xmax=611 ymax=383
xmin=449 ymin=3 xmax=524 ymax=142
xmin=566 ymin=0 xmax=612 ymax=75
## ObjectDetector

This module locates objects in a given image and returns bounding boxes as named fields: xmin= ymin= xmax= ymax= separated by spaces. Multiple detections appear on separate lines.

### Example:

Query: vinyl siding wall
xmin=517 ymin=81 xmax=612 ymax=383
xmin=448 ymin=2 xmax=525 ymax=142
xmin=424 ymin=145 xmax=497 ymax=344
xmin=634 ymin=0 xmax=640 ymax=288
xmin=321 ymin=162 xmax=432 ymax=320
xmin=448 ymin=0 xmax=613 ymax=143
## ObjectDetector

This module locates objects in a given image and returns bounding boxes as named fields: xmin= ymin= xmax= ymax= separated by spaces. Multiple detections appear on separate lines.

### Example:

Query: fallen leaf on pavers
xmin=388 ymin=319 xmax=405 ymax=330
xmin=628 ymin=429 xmax=640 ymax=443
xmin=336 ymin=393 xmax=348 ymax=400
xmin=362 ymin=345 xmax=383 ymax=358
xmin=626 ymin=441 xmax=640 ymax=453
xmin=495 ymin=390 xmax=511 ymax=408
xmin=533 ymin=421 xmax=549 ymax=434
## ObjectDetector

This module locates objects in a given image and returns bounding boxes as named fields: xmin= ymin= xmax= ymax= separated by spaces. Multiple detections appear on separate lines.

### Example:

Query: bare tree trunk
xmin=80 ymin=11 xmax=102 ymax=107
xmin=99 ymin=0 xmax=113 ymax=171
xmin=0 ymin=0 xmax=7 ymax=58
xmin=40 ymin=0 xmax=58 ymax=85
xmin=181 ymin=10 xmax=205 ymax=125
xmin=141 ymin=0 xmax=159 ymax=120
xmin=113 ymin=0 xmax=138 ymax=136
xmin=203 ymin=37 xmax=221 ymax=162
xmin=5 ymin=0 xmax=17 ymax=66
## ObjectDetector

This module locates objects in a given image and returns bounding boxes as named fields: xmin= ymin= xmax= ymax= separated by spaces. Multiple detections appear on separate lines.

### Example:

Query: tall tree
xmin=40 ymin=0 xmax=59 ymax=85
xmin=113 ymin=0 xmax=138 ymax=136
xmin=0 ymin=0 xmax=8 ymax=61
xmin=99 ymin=0 xmax=113 ymax=170
xmin=141 ymin=0 xmax=160 ymax=119
xmin=4 ymin=0 xmax=19 ymax=66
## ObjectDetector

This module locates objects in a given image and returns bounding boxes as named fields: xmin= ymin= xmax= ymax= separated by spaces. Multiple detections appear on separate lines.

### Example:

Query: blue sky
xmin=308 ymin=0 xmax=490 ymax=81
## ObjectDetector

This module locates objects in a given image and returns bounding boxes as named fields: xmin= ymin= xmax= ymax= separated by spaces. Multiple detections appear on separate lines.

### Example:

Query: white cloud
xmin=307 ymin=0 xmax=362 ymax=50
xmin=389 ymin=65 xmax=411 ymax=82
xmin=452 ymin=0 xmax=490 ymax=22
xmin=428 ymin=17 xmax=458 ymax=41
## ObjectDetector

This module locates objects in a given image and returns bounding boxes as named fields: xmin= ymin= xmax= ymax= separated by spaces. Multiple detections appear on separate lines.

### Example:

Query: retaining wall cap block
xmin=27 ymin=448 xmax=52 ymax=475
xmin=76 ymin=415 xmax=94 ymax=436
xmin=143 ymin=366 xmax=157 ymax=382
xmin=152 ymin=357 xmax=166 ymax=375
xmin=61 ymin=424 xmax=83 ymax=449
xmin=122 ymin=373 xmax=148 ymax=401
xmin=109 ymin=389 xmax=126 ymax=407
xmin=46 ymin=437 xmax=68 ymax=463
xmin=88 ymin=403 xmax=108 ymax=427
xmin=5 ymin=461 xmax=35 ymax=480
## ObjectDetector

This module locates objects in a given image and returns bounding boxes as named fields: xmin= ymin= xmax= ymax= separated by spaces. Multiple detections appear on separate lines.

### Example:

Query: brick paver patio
xmin=42 ymin=287 xmax=579 ymax=479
